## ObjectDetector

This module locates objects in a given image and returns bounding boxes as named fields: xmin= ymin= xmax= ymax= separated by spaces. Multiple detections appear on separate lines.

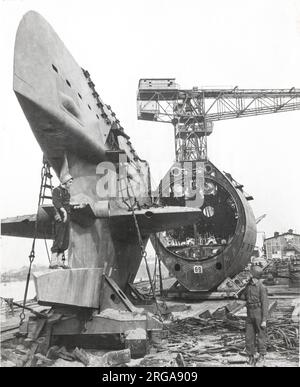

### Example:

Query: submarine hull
xmin=152 ymin=160 xmax=257 ymax=292
xmin=8 ymin=11 xmax=202 ymax=307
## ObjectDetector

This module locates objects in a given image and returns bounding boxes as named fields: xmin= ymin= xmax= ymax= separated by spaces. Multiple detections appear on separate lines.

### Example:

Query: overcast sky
xmin=1 ymin=0 xmax=300 ymax=270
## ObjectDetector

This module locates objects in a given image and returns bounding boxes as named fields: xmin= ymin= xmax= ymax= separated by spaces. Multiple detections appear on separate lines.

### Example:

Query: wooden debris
xmin=34 ymin=353 xmax=55 ymax=366
xmin=0 ymin=329 xmax=19 ymax=343
xmin=1 ymin=360 xmax=16 ymax=367
xmin=104 ymin=349 xmax=131 ymax=366
xmin=24 ymin=342 xmax=39 ymax=367
xmin=198 ymin=310 xmax=212 ymax=319
xmin=45 ymin=345 xmax=75 ymax=362
xmin=50 ymin=359 xmax=85 ymax=367
xmin=1 ymin=349 xmax=24 ymax=367
xmin=225 ymin=301 xmax=245 ymax=314
xmin=151 ymin=296 xmax=299 ymax=367
xmin=175 ymin=352 xmax=186 ymax=367
xmin=227 ymin=358 xmax=247 ymax=364
xmin=212 ymin=307 xmax=227 ymax=320
xmin=1 ymin=290 xmax=298 ymax=367
xmin=87 ymin=349 xmax=131 ymax=367
xmin=46 ymin=345 xmax=60 ymax=360
xmin=56 ymin=346 xmax=76 ymax=361
xmin=125 ymin=328 xmax=148 ymax=358
xmin=73 ymin=347 xmax=89 ymax=366
xmin=15 ymin=345 xmax=28 ymax=355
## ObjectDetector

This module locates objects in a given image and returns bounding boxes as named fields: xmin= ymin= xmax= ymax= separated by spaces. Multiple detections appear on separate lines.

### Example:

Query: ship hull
xmin=10 ymin=11 xmax=202 ymax=305
xmin=153 ymin=160 xmax=256 ymax=292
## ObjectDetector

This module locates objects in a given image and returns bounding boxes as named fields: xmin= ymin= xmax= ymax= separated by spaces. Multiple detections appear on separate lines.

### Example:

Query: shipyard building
xmin=264 ymin=229 xmax=300 ymax=260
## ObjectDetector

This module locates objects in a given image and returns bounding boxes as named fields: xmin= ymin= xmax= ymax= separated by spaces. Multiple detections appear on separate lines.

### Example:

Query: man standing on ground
xmin=49 ymin=173 xmax=73 ymax=269
xmin=240 ymin=264 xmax=269 ymax=366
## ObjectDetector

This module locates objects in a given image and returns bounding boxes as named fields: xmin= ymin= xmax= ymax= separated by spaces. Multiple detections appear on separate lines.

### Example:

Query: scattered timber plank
xmin=34 ymin=268 xmax=103 ymax=308
xmin=1 ymin=348 xmax=26 ymax=367
xmin=87 ymin=349 xmax=131 ymax=367
xmin=34 ymin=353 xmax=55 ymax=366
xmin=267 ymin=287 xmax=300 ymax=295
xmin=1 ymin=318 xmax=22 ymax=332
xmin=227 ymin=359 xmax=247 ymax=364
xmin=73 ymin=347 xmax=89 ymax=366
xmin=24 ymin=342 xmax=39 ymax=367
xmin=165 ymin=291 xmax=239 ymax=300
xmin=226 ymin=301 xmax=245 ymax=315
xmin=269 ymin=295 xmax=298 ymax=299
xmin=0 ymin=329 xmax=19 ymax=342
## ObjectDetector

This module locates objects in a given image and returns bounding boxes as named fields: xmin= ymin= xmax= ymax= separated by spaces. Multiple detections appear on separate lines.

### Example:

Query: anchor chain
xmin=19 ymin=242 xmax=36 ymax=325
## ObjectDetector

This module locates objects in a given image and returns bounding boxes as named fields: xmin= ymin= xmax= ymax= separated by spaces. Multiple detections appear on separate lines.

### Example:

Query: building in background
xmin=264 ymin=229 xmax=300 ymax=260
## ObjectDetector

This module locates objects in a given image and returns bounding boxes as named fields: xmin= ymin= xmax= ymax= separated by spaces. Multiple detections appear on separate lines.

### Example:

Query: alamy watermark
xmin=95 ymin=154 xmax=205 ymax=207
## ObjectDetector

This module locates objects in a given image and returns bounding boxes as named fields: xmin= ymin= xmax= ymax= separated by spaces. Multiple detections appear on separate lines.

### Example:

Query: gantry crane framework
xmin=137 ymin=79 xmax=300 ymax=162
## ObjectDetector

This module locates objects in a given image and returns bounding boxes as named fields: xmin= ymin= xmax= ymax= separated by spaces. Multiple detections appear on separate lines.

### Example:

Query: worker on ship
xmin=240 ymin=264 xmax=269 ymax=366
xmin=49 ymin=173 xmax=73 ymax=269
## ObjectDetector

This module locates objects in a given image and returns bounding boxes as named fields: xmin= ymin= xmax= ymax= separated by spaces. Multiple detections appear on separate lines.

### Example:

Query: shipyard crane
xmin=137 ymin=79 xmax=300 ymax=161
xmin=135 ymin=79 xmax=300 ymax=296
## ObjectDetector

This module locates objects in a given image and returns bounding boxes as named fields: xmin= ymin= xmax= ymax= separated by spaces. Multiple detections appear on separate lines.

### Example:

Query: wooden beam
xmin=33 ymin=268 xmax=103 ymax=308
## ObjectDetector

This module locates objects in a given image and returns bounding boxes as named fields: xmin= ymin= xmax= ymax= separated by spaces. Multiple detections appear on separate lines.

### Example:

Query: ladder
xmin=39 ymin=158 xmax=54 ymax=205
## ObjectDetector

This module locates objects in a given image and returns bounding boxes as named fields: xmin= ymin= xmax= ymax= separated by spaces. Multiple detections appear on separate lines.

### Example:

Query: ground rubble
xmin=150 ymin=308 xmax=299 ymax=367
xmin=1 ymin=298 xmax=299 ymax=367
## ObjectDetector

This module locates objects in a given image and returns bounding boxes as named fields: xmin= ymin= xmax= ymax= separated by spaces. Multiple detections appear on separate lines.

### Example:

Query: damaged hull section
xmin=152 ymin=160 xmax=256 ymax=292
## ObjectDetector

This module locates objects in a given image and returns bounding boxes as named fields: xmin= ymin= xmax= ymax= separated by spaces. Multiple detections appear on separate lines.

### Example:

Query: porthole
xmin=174 ymin=263 xmax=181 ymax=271
xmin=66 ymin=79 xmax=71 ymax=87
xmin=216 ymin=262 xmax=222 ymax=270
xmin=204 ymin=182 xmax=216 ymax=195
xmin=171 ymin=167 xmax=181 ymax=177
xmin=52 ymin=64 xmax=58 ymax=73
xmin=203 ymin=206 xmax=214 ymax=217
xmin=205 ymin=165 xmax=212 ymax=173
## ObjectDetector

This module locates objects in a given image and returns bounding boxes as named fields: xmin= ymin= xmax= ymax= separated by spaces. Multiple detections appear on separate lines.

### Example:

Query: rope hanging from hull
xmin=19 ymin=160 xmax=54 ymax=327
xmin=122 ymin=178 xmax=163 ymax=322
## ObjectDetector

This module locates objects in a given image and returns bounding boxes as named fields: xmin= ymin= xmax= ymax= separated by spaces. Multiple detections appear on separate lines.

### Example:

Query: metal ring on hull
xmin=152 ymin=160 xmax=256 ymax=292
